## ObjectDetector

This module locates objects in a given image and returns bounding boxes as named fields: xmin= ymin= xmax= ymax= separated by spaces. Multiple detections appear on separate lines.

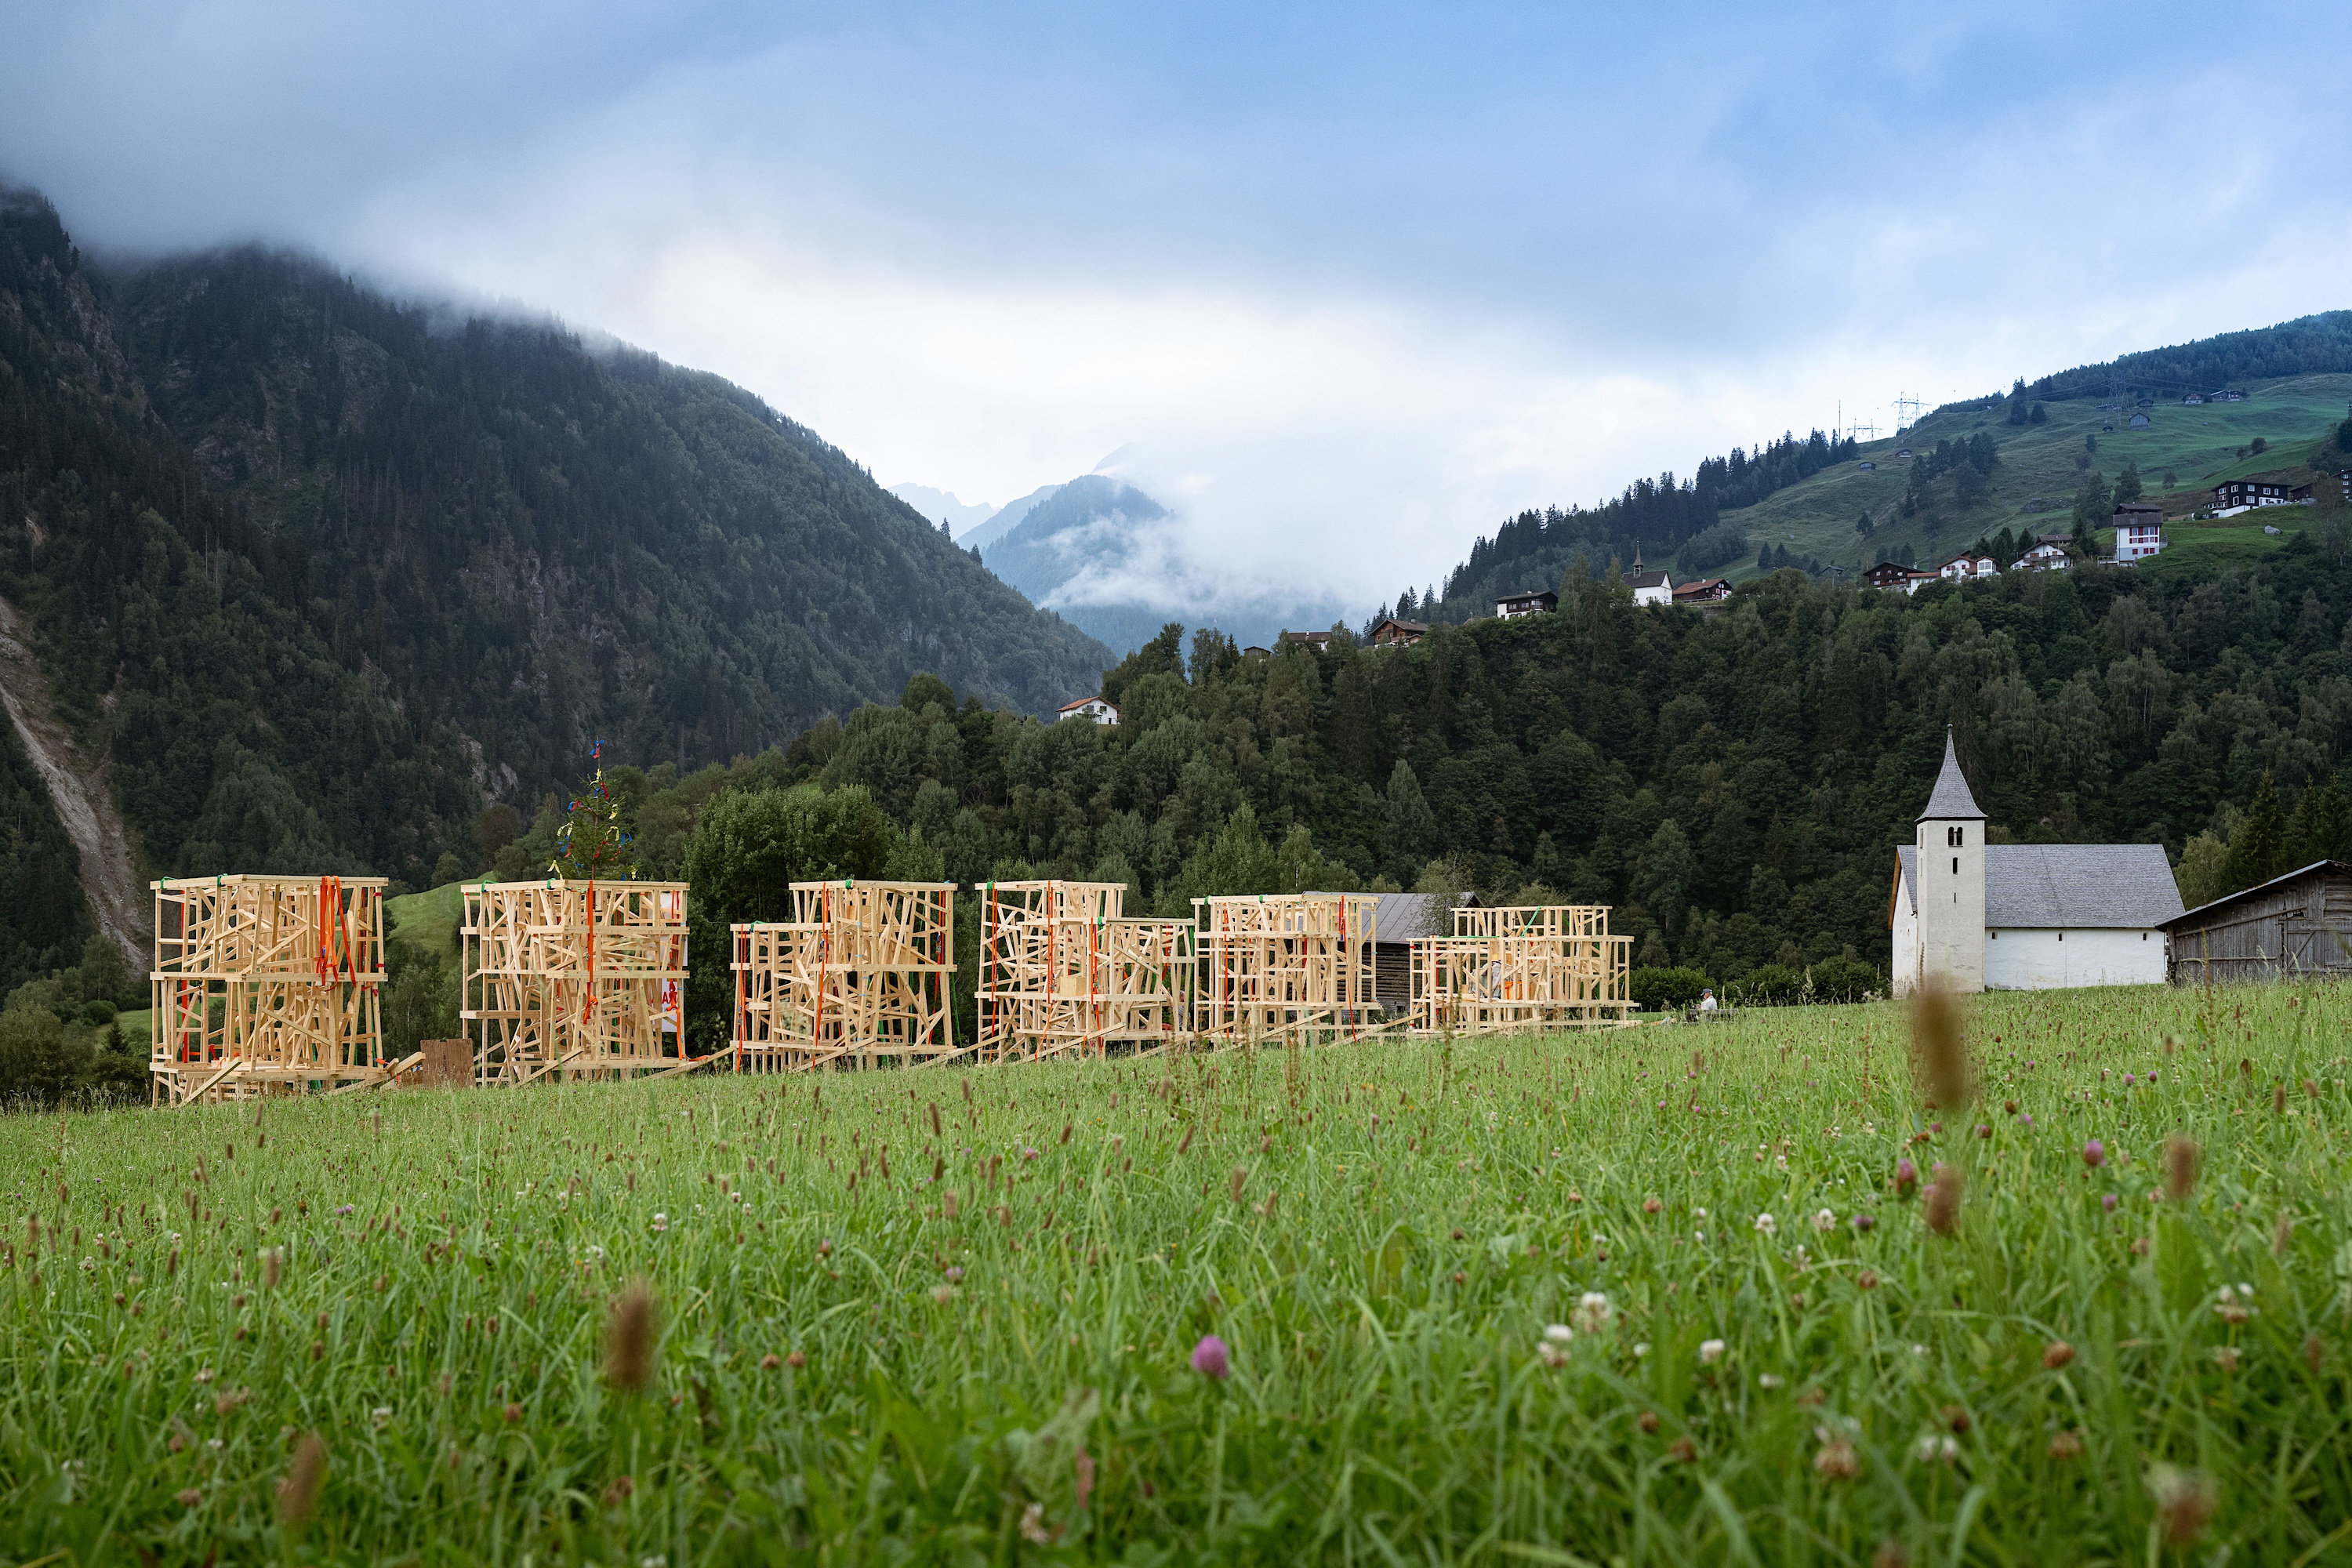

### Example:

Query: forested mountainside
xmin=544 ymin=520 xmax=2352 ymax=1045
xmin=0 ymin=187 xmax=1109 ymax=899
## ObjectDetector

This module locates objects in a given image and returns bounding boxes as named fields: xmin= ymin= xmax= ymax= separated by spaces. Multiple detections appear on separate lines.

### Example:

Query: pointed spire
xmin=1917 ymin=728 xmax=1986 ymax=821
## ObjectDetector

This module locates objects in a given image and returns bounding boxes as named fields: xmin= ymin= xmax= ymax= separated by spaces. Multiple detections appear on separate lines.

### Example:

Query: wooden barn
xmin=2162 ymin=861 xmax=2352 ymax=983
xmin=1367 ymin=891 xmax=1478 ymax=1014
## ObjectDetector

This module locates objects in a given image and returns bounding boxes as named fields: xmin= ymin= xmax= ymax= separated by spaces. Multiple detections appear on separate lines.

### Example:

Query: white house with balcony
xmin=1056 ymin=696 xmax=1118 ymax=724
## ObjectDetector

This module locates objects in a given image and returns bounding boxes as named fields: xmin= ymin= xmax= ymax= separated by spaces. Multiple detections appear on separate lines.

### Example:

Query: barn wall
xmin=1986 ymin=928 xmax=2167 ymax=989
xmin=2168 ymin=871 xmax=2352 ymax=982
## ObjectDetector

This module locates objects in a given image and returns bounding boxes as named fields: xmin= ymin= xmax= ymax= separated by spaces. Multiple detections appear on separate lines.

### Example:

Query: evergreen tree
xmin=2220 ymin=773 xmax=2287 ymax=895
xmin=2114 ymin=460 xmax=2143 ymax=506
xmin=550 ymin=745 xmax=639 ymax=880
xmin=1855 ymin=511 xmax=1874 ymax=538
xmin=2287 ymin=772 xmax=2352 ymax=866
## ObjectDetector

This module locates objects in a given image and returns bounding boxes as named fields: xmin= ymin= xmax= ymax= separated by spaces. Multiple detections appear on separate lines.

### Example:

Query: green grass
xmin=1704 ymin=373 xmax=2352 ymax=583
xmin=387 ymin=880 xmax=466 ymax=967
xmin=6 ymin=983 xmax=2352 ymax=1563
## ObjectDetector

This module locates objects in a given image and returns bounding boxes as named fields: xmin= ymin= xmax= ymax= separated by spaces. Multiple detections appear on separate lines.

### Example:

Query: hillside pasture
xmin=5 ymin=982 xmax=2351 ymax=1563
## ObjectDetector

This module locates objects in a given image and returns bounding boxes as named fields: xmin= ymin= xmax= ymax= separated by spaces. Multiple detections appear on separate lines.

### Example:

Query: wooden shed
xmin=2162 ymin=861 xmax=2352 ymax=983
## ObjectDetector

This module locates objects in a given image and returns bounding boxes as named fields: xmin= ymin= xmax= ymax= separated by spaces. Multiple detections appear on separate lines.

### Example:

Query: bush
xmin=1733 ymin=964 xmax=1806 ymax=1006
xmin=81 ymin=998 xmax=116 ymax=1026
xmin=1677 ymin=524 xmax=1748 ymax=575
xmin=0 ymin=1007 xmax=92 ymax=1109
xmin=1806 ymin=956 xmax=1882 ymax=1004
xmin=1628 ymin=966 xmax=1711 ymax=1012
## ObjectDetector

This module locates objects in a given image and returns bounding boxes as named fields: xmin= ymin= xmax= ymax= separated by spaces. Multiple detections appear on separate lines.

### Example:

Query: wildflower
xmin=2212 ymin=1346 xmax=2240 ymax=1371
xmin=177 ymin=1486 xmax=202 ymax=1508
xmin=1022 ymin=1147 xmax=1040 ymax=1163
xmin=335 ymin=1206 xmax=354 ymax=1215
xmin=1940 ymin=1404 xmax=1971 ymax=1434
xmin=1537 ymin=1341 xmax=1568 ymax=1368
xmin=1753 ymin=1213 xmax=1777 ymax=1237
xmin=276 ymin=1432 xmax=328 ymax=1530
xmin=1191 ymin=1335 xmax=1230 ymax=1379
xmin=1699 ymin=1339 xmax=1726 ymax=1364
xmin=2082 ymin=1138 xmax=2104 ymax=1168
xmin=2274 ymin=1213 xmax=2295 ymax=1256
xmin=2100 ymin=1193 xmax=2117 ymax=1213
xmin=263 ymin=1249 xmax=283 ymax=1289
xmin=2049 ymin=1429 xmax=2084 ymax=1460
xmin=1912 ymin=1434 xmax=1958 ymax=1464
xmin=1908 ymin=979 xmax=1972 ymax=1109
xmin=2018 ymin=1113 xmax=2033 ymax=1127
xmin=1542 ymin=1323 xmax=1574 ymax=1345
xmin=604 ymin=1279 xmax=658 ymax=1394
xmin=1633 ymin=1341 xmax=1650 ymax=1357
xmin=2162 ymin=1135 xmax=2199 ymax=1201
xmin=1924 ymin=1163 xmax=1962 ymax=1236
xmin=1642 ymin=1197 xmax=1662 ymax=1214
xmin=931 ymin=1285 xmax=956 ymax=1305
xmin=1574 ymin=1292 xmax=1613 ymax=1334
xmin=2213 ymin=1286 xmax=2253 ymax=1324
xmin=1857 ymin=1269 xmax=1878 ymax=1290
xmin=1813 ymin=1208 xmax=1835 ymax=1233
xmin=786 ymin=1350 xmax=805 ymax=1369
xmin=1813 ymin=1433 xmax=1859 ymax=1479
xmin=1637 ymin=1410 xmax=1660 ymax=1433
xmin=760 ymin=1354 xmax=781 ymax=1370
xmin=2147 ymin=1465 xmax=2216 ymax=1547
xmin=651 ymin=1213 xmax=668 ymax=1233
xmin=1851 ymin=1213 xmax=1875 ymax=1233
xmin=2042 ymin=1341 xmax=2074 ymax=1370
xmin=1668 ymin=1436 xmax=1697 ymax=1462
xmin=1020 ymin=1501 xmax=1051 ymax=1544
xmin=1894 ymin=1159 xmax=1917 ymax=1199
xmin=944 ymin=1265 xmax=964 ymax=1282
xmin=1759 ymin=1374 xmax=1784 ymax=1389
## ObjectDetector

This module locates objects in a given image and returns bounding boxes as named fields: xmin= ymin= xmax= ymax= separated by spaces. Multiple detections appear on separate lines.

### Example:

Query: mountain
xmin=887 ymin=482 xmax=1000 ymax=538
xmin=978 ymin=474 xmax=1348 ymax=655
xmin=956 ymin=481 xmax=1061 ymax=554
xmin=0 ymin=187 xmax=1112 ymax=932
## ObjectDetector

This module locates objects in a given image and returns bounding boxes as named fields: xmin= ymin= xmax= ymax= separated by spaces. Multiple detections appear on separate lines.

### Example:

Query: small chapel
xmin=1889 ymin=732 xmax=2184 ymax=993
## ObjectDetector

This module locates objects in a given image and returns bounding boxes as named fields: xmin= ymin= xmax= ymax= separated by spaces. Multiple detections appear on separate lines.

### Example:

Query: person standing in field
xmin=1698 ymin=989 xmax=1718 ymax=1016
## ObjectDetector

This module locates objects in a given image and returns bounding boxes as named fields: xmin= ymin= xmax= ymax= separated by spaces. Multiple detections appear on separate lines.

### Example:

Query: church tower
xmin=1915 ymin=729 xmax=1987 ymax=991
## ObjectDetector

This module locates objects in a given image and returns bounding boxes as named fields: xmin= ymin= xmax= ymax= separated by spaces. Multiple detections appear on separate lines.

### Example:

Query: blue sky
xmin=6 ymin=2 xmax=2350 ymax=614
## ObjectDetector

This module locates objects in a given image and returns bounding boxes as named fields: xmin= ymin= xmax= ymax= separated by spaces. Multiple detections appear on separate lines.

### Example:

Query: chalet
xmin=1242 ymin=645 xmax=1272 ymax=659
xmin=1671 ymin=578 xmax=1731 ymax=604
xmin=2129 ymin=412 xmax=2151 ymax=430
xmin=1495 ymin=590 xmax=1558 ymax=619
xmin=1896 ymin=448 xmax=1913 ymax=459
xmin=2019 ymin=541 xmax=2071 ymax=572
xmin=2164 ymin=862 xmax=2352 ymax=983
xmin=2212 ymin=478 xmax=2311 ymax=510
xmin=1367 ymin=616 xmax=1428 ymax=649
xmin=2213 ymin=389 xmax=2246 ymax=402
xmin=1617 ymin=557 xmax=1671 ymax=608
xmin=1938 ymin=554 xmax=1998 ymax=582
xmin=2182 ymin=391 xmax=2205 ymax=405
xmin=2112 ymin=503 xmax=2165 ymax=564
xmin=1862 ymin=561 xmax=1914 ymax=590
xmin=1367 ymin=891 xmax=1479 ymax=1014
xmin=1056 ymin=696 xmax=1118 ymax=725
xmin=1890 ymin=735 xmax=2182 ymax=993
xmin=1278 ymin=630 xmax=1335 ymax=652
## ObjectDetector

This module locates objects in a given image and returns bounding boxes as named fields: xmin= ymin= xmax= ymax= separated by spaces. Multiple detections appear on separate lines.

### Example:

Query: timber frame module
xmin=974 ymin=880 xmax=1196 ymax=1062
xmin=1192 ymin=892 xmax=1381 ymax=1042
xmin=150 ymin=875 xmax=392 ymax=1105
xmin=463 ymin=880 xmax=691 ymax=1085
xmin=730 ymin=880 xmax=956 ymax=1071
xmin=1409 ymin=904 xmax=1632 ymax=1033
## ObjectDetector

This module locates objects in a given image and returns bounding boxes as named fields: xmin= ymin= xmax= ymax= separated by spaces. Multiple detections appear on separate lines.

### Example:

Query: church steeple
xmin=1918 ymin=729 xmax=1985 ymax=822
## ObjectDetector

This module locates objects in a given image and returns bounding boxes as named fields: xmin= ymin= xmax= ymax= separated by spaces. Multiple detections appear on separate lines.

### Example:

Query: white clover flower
xmin=1574 ymin=1292 xmax=1613 ymax=1334
xmin=1542 ymin=1323 xmax=1575 ymax=1345
xmin=1699 ymin=1338 xmax=1726 ymax=1364
xmin=1758 ymin=1374 xmax=1783 ymax=1388
xmin=1913 ymin=1434 xmax=1959 ymax=1463
xmin=1633 ymin=1341 xmax=1651 ymax=1358
xmin=1753 ymin=1214 xmax=1777 ymax=1237
xmin=1813 ymin=1208 xmax=1836 ymax=1233
xmin=1537 ymin=1341 xmax=1569 ymax=1368
xmin=372 ymin=1406 xmax=392 ymax=1428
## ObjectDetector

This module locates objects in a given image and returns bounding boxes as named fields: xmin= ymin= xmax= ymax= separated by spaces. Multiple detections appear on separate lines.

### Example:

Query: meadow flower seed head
xmin=276 ymin=1432 xmax=328 ymax=1530
xmin=932 ymin=1285 xmax=956 ymax=1305
xmin=1537 ymin=1341 xmax=1568 ymax=1368
xmin=1754 ymin=1214 xmax=1777 ymax=1237
xmin=1575 ymin=1292 xmax=1613 ymax=1334
xmin=1857 ymin=1270 xmax=1878 ymax=1290
xmin=2043 ymin=1341 xmax=2075 ymax=1370
xmin=1190 ymin=1335 xmax=1229 ymax=1379
xmin=1852 ymin=1213 xmax=1875 ymax=1233
xmin=1814 ymin=1436 xmax=1859 ymax=1479
xmin=1894 ymin=1160 xmax=1917 ymax=1198
xmin=2101 ymin=1193 xmax=2117 ymax=1213
xmin=2162 ymin=1135 xmax=2199 ymax=1201
xmin=1924 ymin=1164 xmax=1963 ymax=1237
xmin=2147 ymin=1465 xmax=2216 ymax=1546
xmin=1699 ymin=1339 xmax=1726 ymax=1364
xmin=1907 ymin=979 xmax=1972 ymax=1109
xmin=2049 ymin=1428 xmax=2084 ymax=1460
xmin=604 ymin=1279 xmax=658 ymax=1394
xmin=1643 ymin=1197 xmax=1662 ymax=1214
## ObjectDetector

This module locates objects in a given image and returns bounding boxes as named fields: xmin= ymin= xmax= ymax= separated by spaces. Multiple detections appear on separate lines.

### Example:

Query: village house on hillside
xmin=1057 ymin=695 xmax=1118 ymax=724
xmin=1495 ymin=590 xmax=1557 ymax=619
xmin=1863 ymin=561 xmax=1938 ymax=594
xmin=1278 ymin=629 xmax=1335 ymax=652
xmin=1671 ymin=578 xmax=1731 ymax=604
xmin=1889 ymin=733 xmax=2182 ymax=993
xmin=1367 ymin=616 xmax=1428 ymax=648
xmin=2019 ymin=540 xmax=2071 ymax=571
xmin=1938 ymin=554 xmax=1998 ymax=582
xmin=2213 ymin=477 xmax=2312 ymax=511
xmin=2113 ymin=503 xmax=2165 ymax=564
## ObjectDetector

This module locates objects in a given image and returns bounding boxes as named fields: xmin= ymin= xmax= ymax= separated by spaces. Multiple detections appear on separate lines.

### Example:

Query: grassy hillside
xmin=1706 ymin=374 xmax=2352 ymax=580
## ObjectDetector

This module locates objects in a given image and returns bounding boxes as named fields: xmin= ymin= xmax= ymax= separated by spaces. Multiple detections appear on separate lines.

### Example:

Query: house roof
xmin=1369 ymin=891 xmax=1450 ymax=943
xmin=2163 ymin=859 xmax=2352 ymax=928
xmin=1498 ymin=589 xmax=1558 ymax=604
xmin=1917 ymin=732 xmax=1985 ymax=821
xmin=1372 ymin=617 xmax=1429 ymax=635
xmin=1056 ymin=695 xmax=1112 ymax=713
xmin=1622 ymin=571 xmax=1670 ymax=590
xmin=1896 ymin=844 xmax=2185 ymax=927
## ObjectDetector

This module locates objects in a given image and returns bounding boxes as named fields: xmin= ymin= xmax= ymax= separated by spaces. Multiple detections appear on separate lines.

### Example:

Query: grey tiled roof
xmin=1917 ymin=732 xmax=1986 ymax=820
xmin=1896 ymin=845 xmax=2185 ymax=927
xmin=1370 ymin=891 xmax=1450 ymax=943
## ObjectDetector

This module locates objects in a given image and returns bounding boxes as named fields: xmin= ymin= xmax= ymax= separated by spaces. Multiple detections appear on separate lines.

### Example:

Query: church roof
xmin=1896 ymin=845 xmax=2185 ymax=928
xmin=1917 ymin=731 xmax=1986 ymax=821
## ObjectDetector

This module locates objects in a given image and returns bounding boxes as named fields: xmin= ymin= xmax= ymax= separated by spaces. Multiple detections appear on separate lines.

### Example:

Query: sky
xmin=6 ymin=1 xmax=2352 ymax=617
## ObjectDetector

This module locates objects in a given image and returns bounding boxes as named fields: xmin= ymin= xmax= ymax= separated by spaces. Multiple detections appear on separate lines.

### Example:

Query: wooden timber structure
xmin=463 ymin=880 xmax=691 ymax=1085
xmin=1192 ymin=893 xmax=1380 ymax=1040
xmin=729 ymin=880 xmax=956 ymax=1070
xmin=150 ymin=875 xmax=392 ymax=1105
xmin=2163 ymin=859 xmax=2352 ymax=983
xmin=1408 ymin=904 xmax=1632 ymax=1033
xmin=972 ymin=880 xmax=1195 ymax=1061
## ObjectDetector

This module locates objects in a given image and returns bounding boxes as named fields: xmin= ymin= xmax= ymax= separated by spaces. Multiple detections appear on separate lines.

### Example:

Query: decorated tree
xmin=550 ymin=742 xmax=639 ymax=880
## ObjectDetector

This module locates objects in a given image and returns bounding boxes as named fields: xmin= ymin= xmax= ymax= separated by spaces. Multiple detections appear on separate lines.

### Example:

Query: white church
xmin=1889 ymin=733 xmax=2184 ymax=993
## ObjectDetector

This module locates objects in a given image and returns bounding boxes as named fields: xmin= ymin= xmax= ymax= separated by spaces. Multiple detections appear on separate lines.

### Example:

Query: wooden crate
xmin=463 ymin=880 xmax=691 ymax=1084
xmin=729 ymin=880 xmax=956 ymax=1070
xmin=1192 ymin=893 xmax=1379 ymax=1040
xmin=973 ymin=880 xmax=1193 ymax=1061
xmin=1410 ymin=904 xmax=1632 ymax=1033
xmin=149 ymin=874 xmax=391 ymax=1105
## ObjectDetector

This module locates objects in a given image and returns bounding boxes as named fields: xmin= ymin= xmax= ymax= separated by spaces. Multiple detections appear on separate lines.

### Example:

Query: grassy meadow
xmin=5 ymin=982 xmax=2352 ymax=1564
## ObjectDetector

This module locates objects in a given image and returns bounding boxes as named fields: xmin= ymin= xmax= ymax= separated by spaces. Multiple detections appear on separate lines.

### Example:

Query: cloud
xmin=5 ymin=2 xmax=2352 ymax=622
